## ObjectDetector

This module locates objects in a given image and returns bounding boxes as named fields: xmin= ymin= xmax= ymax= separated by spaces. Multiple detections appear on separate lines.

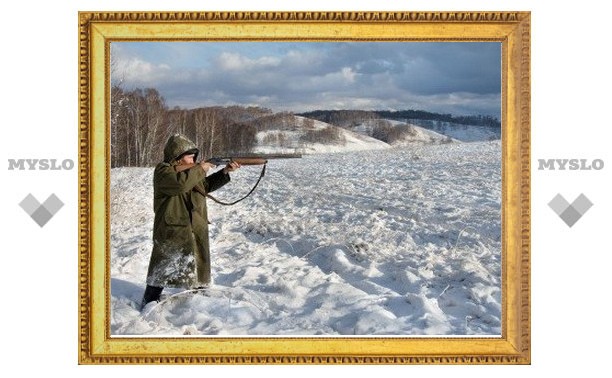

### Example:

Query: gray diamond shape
xmin=19 ymin=194 xmax=41 ymax=215
xmin=548 ymin=194 xmax=570 ymax=216
xmin=41 ymin=194 xmax=64 ymax=215
xmin=559 ymin=205 xmax=582 ymax=228
xmin=571 ymin=193 xmax=593 ymax=215
xmin=30 ymin=206 xmax=53 ymax=227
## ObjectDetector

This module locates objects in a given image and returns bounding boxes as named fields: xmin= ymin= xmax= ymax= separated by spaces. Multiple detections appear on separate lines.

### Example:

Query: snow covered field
xmin=110 ymin=140 xmax=502 ymax=337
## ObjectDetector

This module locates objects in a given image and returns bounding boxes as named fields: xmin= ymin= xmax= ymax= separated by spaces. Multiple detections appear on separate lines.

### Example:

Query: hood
xmin=163 ymin=134 xmax=199 ymax=163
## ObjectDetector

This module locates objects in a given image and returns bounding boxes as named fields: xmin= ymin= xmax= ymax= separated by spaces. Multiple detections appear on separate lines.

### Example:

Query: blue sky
xmin=111 ymin=41 xmax=501 ymax=117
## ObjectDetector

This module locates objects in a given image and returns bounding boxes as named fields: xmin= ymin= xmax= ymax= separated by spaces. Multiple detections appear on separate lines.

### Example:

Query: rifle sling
xmin=193 ymin=164 xmax=266 ymax=206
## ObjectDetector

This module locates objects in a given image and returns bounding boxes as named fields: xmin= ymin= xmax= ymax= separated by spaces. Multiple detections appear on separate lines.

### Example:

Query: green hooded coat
xmin=145 ymin=134 xmax=230 ymax=288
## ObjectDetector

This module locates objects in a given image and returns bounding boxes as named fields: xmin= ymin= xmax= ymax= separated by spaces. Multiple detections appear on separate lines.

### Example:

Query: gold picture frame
xmin=78 ymin=11 xmax=530 ymax=364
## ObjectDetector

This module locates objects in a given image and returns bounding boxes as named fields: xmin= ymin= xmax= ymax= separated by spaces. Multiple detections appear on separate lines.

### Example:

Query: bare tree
xmin=111 ymin=88 xmax=168 ymax=166
xmin=110 ymin=86 xmax=124 ymax=167
xmin=193 ymin=108 xmax=222 ymax=159
xmin=109 ymin=46 xmax=126 ymax=168
xmin=140 ymin=89 xmax=166 ymax=165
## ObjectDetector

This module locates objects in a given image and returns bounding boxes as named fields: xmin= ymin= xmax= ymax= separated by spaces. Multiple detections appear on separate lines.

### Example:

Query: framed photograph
xmin=79 ymin=11 xmax=530 ymax=364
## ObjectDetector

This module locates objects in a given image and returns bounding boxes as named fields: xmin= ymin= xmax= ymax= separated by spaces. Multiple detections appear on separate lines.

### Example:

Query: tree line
xmin=298 ymin=109 xmax=501 ymax=128
xmin=111 ymin=87 xmax=270 ymax=167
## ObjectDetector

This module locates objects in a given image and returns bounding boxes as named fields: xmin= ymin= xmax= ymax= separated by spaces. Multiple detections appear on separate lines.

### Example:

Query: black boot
xmin=140 ymin=285 xmax=163 ymax=310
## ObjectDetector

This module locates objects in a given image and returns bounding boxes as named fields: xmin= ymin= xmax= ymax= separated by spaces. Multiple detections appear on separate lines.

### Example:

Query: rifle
xmin=205 ymin=156 xmax=268 ymax=167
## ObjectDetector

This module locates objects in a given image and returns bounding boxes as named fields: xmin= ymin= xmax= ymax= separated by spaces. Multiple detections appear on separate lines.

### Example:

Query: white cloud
xmin=116 ymin=57 xmax=172 ymax=85
xmin=340 ymin=67 xmax=356 ymax=83
xmin=217 ymin=52 xmax=280 ymax=71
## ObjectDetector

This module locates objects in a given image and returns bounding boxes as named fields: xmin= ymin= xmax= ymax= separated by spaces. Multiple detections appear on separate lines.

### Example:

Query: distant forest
xmin=111 ymin=86 xmax=499 ymax=167
xmin=298 ymin=110 xmax=501 ymax=128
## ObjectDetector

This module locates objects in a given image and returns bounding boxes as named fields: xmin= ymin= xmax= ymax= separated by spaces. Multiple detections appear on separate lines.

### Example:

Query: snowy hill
xmin=353 ymin=119 xmax=457 ymax=146
xmin=392 ymin=123 xmax=457 ymax=146
xmin=251 ymin=116 xmax=391 ymax=155
xmin=110 ymin=140 xmax=502 ymax=336
xmin=296 ymin=110 xmax=500 ymax=145
xmin=408 ymin=119 xmax=501 ymax=142
xmin=248 ymin=115 xmax=466 ymax=155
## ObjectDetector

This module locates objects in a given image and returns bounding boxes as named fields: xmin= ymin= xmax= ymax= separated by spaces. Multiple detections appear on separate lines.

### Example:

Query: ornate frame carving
xmin=78 ymin=11 xmax=530 ymax=364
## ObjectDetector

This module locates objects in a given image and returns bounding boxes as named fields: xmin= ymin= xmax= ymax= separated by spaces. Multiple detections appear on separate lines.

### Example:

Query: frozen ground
xmin=110 ymin=140 xmax=502 ymax=337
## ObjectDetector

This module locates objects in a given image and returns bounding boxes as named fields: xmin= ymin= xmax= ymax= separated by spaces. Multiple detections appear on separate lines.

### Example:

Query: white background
xmin=1 ymin=0 xmax=610 ymax=375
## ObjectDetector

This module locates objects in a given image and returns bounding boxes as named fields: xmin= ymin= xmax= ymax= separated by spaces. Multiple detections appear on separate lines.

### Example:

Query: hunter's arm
xmin=174 ymin=163 xmax=196 ymax=172
xmin=205 ymin=169 xmax=231 ymax=193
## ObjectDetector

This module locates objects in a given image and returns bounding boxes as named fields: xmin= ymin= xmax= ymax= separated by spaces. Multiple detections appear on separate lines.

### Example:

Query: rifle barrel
xmin=206 ymin=153 xmax=302 ymax=166
xmin=206 ymin=157 xmax=267 ymax=166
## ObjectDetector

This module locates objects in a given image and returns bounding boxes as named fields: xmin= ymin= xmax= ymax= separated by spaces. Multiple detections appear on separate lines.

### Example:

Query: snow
xmin=110 ymin=139 xmax=502 ymax=337
xmin=408 ymin=119 xmax=501 ymax=142
xmin=252 ymin=116 xmax=391 ymax=155
xmin=354 ymin=118 xmax=459 ymax=146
